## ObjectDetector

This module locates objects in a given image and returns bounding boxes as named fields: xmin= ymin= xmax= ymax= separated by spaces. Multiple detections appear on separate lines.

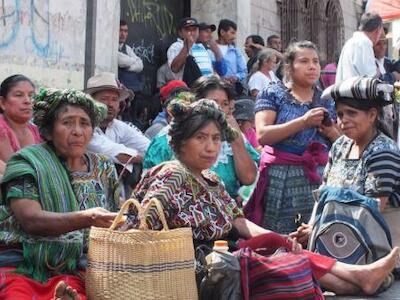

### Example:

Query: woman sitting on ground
xmin=0 ymin=75 xmax=42 ymax=178
xmin=292 ymin=77 xmax=400 ymax=245
xmin=143 ymin=75 xmax=259 ymax=200
xmin=129 ymin=99 xmax=398 ymax=296
xmin=0 ymin=88 xmax=120 ymax=299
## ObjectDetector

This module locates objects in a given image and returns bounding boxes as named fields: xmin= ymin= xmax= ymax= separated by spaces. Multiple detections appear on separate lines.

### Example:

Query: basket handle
xmin=109 ymin=198 xmax=147 ymax=230
xmin=142 ymin=198 xmax=170 ymax=230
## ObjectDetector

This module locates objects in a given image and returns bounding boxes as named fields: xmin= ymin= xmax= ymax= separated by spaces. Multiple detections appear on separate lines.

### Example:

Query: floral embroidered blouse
xmin=132 ymin=160 xmax=244 ymax=241
xmin=322 ymin=133 xmax=400 ymax=207
xmin=255 ymin=81 xmax=336 ymax=155
xmin=142 ymin=126 xmax=259 ymax=197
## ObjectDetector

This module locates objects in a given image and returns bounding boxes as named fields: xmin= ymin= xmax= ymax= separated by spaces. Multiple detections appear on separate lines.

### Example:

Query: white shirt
xmin=248 ymin=70 xmax=279 ymax=93
xmin=218 ymin=44 xmax=229 ymax=57
xmin=118 ymin=43 xmax=144 ymax=72
xmin=167 ymin=39 xmax=185 ymax=79
xmin=376 ymin=57 xmax=386 ymax=75
xmin=336 ymin=31 xmax=377 ymax=83
xmin=88 ymin=119 xmax=150 ymax=164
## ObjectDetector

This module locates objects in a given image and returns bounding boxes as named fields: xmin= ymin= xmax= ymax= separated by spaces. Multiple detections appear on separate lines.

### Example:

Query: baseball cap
xmin=199 ymin=22 xmax=216 ymax=32
xmin=160 ymin=80 xmax=188 ymax=102
xmin=178 ymin=17 xmax=199 ymax=30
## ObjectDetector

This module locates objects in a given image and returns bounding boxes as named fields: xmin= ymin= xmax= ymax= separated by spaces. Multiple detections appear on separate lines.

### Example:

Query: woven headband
xmin=321 ymin=76 xmax=394 ymax=106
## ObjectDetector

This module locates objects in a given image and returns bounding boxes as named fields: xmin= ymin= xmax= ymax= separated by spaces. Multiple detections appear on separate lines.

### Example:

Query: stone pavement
xmin=324 ymin=280 xmax=400 ymax=299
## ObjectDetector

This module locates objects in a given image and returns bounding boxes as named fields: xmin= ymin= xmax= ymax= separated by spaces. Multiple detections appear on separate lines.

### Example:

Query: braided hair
xmin=167 ymin=99 xmax=238 ymax=155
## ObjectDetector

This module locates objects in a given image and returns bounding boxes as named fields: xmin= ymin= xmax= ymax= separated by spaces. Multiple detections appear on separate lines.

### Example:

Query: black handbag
xmin=182 ymin=55 xmax=202 ymax=87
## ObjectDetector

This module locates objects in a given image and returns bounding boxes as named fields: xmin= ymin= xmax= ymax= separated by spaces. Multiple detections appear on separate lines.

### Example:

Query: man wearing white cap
xmin=85 ymin=72 xmax=150 ymax=167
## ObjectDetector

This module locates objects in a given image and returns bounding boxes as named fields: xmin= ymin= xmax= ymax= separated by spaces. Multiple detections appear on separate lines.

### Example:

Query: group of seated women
xmin=1 ymin=40 xmax=400 ymax=299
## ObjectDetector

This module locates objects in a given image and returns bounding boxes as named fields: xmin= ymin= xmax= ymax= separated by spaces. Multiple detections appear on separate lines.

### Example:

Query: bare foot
xmin=361 ymin=247 xmax=399 ymax=295
xmin=54 ymin=281 xmax=81 ymax=300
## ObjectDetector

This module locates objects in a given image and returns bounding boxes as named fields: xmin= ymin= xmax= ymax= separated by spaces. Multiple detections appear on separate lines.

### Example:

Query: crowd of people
xmin=0 ymin=10 xmax=400 ymax=300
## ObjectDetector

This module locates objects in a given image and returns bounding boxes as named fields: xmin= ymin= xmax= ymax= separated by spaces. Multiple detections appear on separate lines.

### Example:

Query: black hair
xmin=335 ymin=98 xmax=392 ymax=138
xmin=120 ymin=20 xmax=128 ymax=27
xmin=358 ymin=12 xmax=382 ymax=32
xmin=217 ymin=19 xmax=237 ymax=37
xmin=125 ymin=93 xmax=156 ymax=131
xmin=0 ymin=74 xmax=34 ymax=98
xmin=247 ymin=35 xmax=265 ymax=46
xmin=267 ymin=34 xmax=280 ymax=46
xmin=335 ymin=97 xmax=379 ymax=111
xmin=170 ymin=115 xmax=221 ymax=155
xmin=191 ymin=75 xmax=236 ymax=100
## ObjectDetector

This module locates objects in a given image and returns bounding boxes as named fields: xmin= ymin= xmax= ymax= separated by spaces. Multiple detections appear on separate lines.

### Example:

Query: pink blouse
xmin=0 ymin=114 xmax=42 ymax=152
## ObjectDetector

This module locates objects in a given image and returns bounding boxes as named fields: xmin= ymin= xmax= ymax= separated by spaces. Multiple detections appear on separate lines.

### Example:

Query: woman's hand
xmin=226 ymin=114 xmax=242 ymax=134
xmin=302 ymin=107 xmax=325 ymax=128
xmin=289 ymin=223 xmax=312 ymax=247
xmin=0 ymin=159 xmax=6 ymax=180
xmin=85 ymin=207 xmax=118 ymax=228
xmin=290 ymin=237 xmax=303 ymax=254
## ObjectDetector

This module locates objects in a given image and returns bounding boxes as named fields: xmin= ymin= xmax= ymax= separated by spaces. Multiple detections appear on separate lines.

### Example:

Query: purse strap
xmin=109 ymin=198 xmax=169 ymax=231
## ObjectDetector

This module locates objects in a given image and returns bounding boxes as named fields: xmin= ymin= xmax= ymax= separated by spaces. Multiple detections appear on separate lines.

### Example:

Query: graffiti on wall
xmin=126 ymin=0 xmax=174 ymax=36
xmin=0 ymin=0 xmax=52 ymax=58
xmin=0 ymin=0 xmax=88 ymax=88
xmin=121 ymin=0 xmax=185 ymax=94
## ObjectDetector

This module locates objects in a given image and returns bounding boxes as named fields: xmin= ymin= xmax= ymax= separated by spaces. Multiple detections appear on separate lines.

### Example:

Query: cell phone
xmin=322 ymin=111 xmax=332 ymax=126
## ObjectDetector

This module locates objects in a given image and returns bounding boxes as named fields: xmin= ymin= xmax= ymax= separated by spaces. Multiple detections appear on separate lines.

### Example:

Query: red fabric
xmin=367 ymin=0 xmax=400 ymax=21
xmin=321 ymin=63 xmax=337 ymax=89
xmin=0 ymin=114 xmax=42 ymax=152
xmin=239 ymin=248 xmax=325 ymax=300
xmin=238 ymin=232 xmax=336 ymax=280
xmin=159 ymin=80 xmax=187 ymax=102
xmin=0 ymin=267 xmax=86 ymax=300
xmin=244 ymin=143 xmax=328 ymax=225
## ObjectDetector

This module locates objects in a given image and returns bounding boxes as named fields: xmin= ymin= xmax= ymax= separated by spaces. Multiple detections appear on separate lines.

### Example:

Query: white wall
xmin=94 ymin=0 xmax=120 ymax=75
xmin=250 ymin=0 xmax=280 ymax=39
xmin=340 ymin=0 xmax=363 ymax=40
xmin=0 ymin=0 xmax=120 ymax=89
xmin=0 ymin=0 xmax=86 ymax=88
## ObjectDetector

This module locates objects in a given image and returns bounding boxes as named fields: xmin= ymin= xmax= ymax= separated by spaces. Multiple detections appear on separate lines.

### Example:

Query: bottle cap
xmin=214 ymin=240 xmax=228 ymax=248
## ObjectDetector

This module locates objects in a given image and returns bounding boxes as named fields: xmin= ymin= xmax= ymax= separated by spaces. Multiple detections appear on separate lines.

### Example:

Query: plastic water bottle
xmin=205 ymin=240 xmax=230 ymax=265
xmin=212 ymin=240 xmax=229 ymax=253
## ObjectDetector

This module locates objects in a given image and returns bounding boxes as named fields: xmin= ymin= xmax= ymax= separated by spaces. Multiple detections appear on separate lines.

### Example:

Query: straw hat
xmin=84 ymin=72 xmax=130 ymax=101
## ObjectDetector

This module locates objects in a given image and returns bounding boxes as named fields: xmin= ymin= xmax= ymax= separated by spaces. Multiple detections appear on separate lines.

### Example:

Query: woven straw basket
xmin=86 ymin=198 xmax=198 ymax=300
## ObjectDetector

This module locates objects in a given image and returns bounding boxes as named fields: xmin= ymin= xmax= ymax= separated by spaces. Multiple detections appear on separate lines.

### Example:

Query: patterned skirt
xmin=262 ymin=164 xmax=321 ymax=235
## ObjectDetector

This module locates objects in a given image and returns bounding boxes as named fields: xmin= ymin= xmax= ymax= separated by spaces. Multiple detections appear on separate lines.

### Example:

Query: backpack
xmin=308 ymin=186 xmax=393 ymax=265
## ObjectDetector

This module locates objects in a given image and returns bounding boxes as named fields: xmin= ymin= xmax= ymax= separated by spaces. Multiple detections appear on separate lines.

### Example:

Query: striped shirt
xmin=167 ymin=39 xmax=213 ymax=79
xmin=323 ymin=133 xmax=400 ymax=207
xmin=191 ymin=43 xmax=213 ymax=76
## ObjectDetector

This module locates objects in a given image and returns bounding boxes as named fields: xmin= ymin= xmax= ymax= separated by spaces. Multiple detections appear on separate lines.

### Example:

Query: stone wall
xmin=250 ymin=0 xmax=362 ymax=45
xmin=191 ymin=0 xmax=250 ymax=55
xmin=192 ymin=0 xmax=362 ymax=53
